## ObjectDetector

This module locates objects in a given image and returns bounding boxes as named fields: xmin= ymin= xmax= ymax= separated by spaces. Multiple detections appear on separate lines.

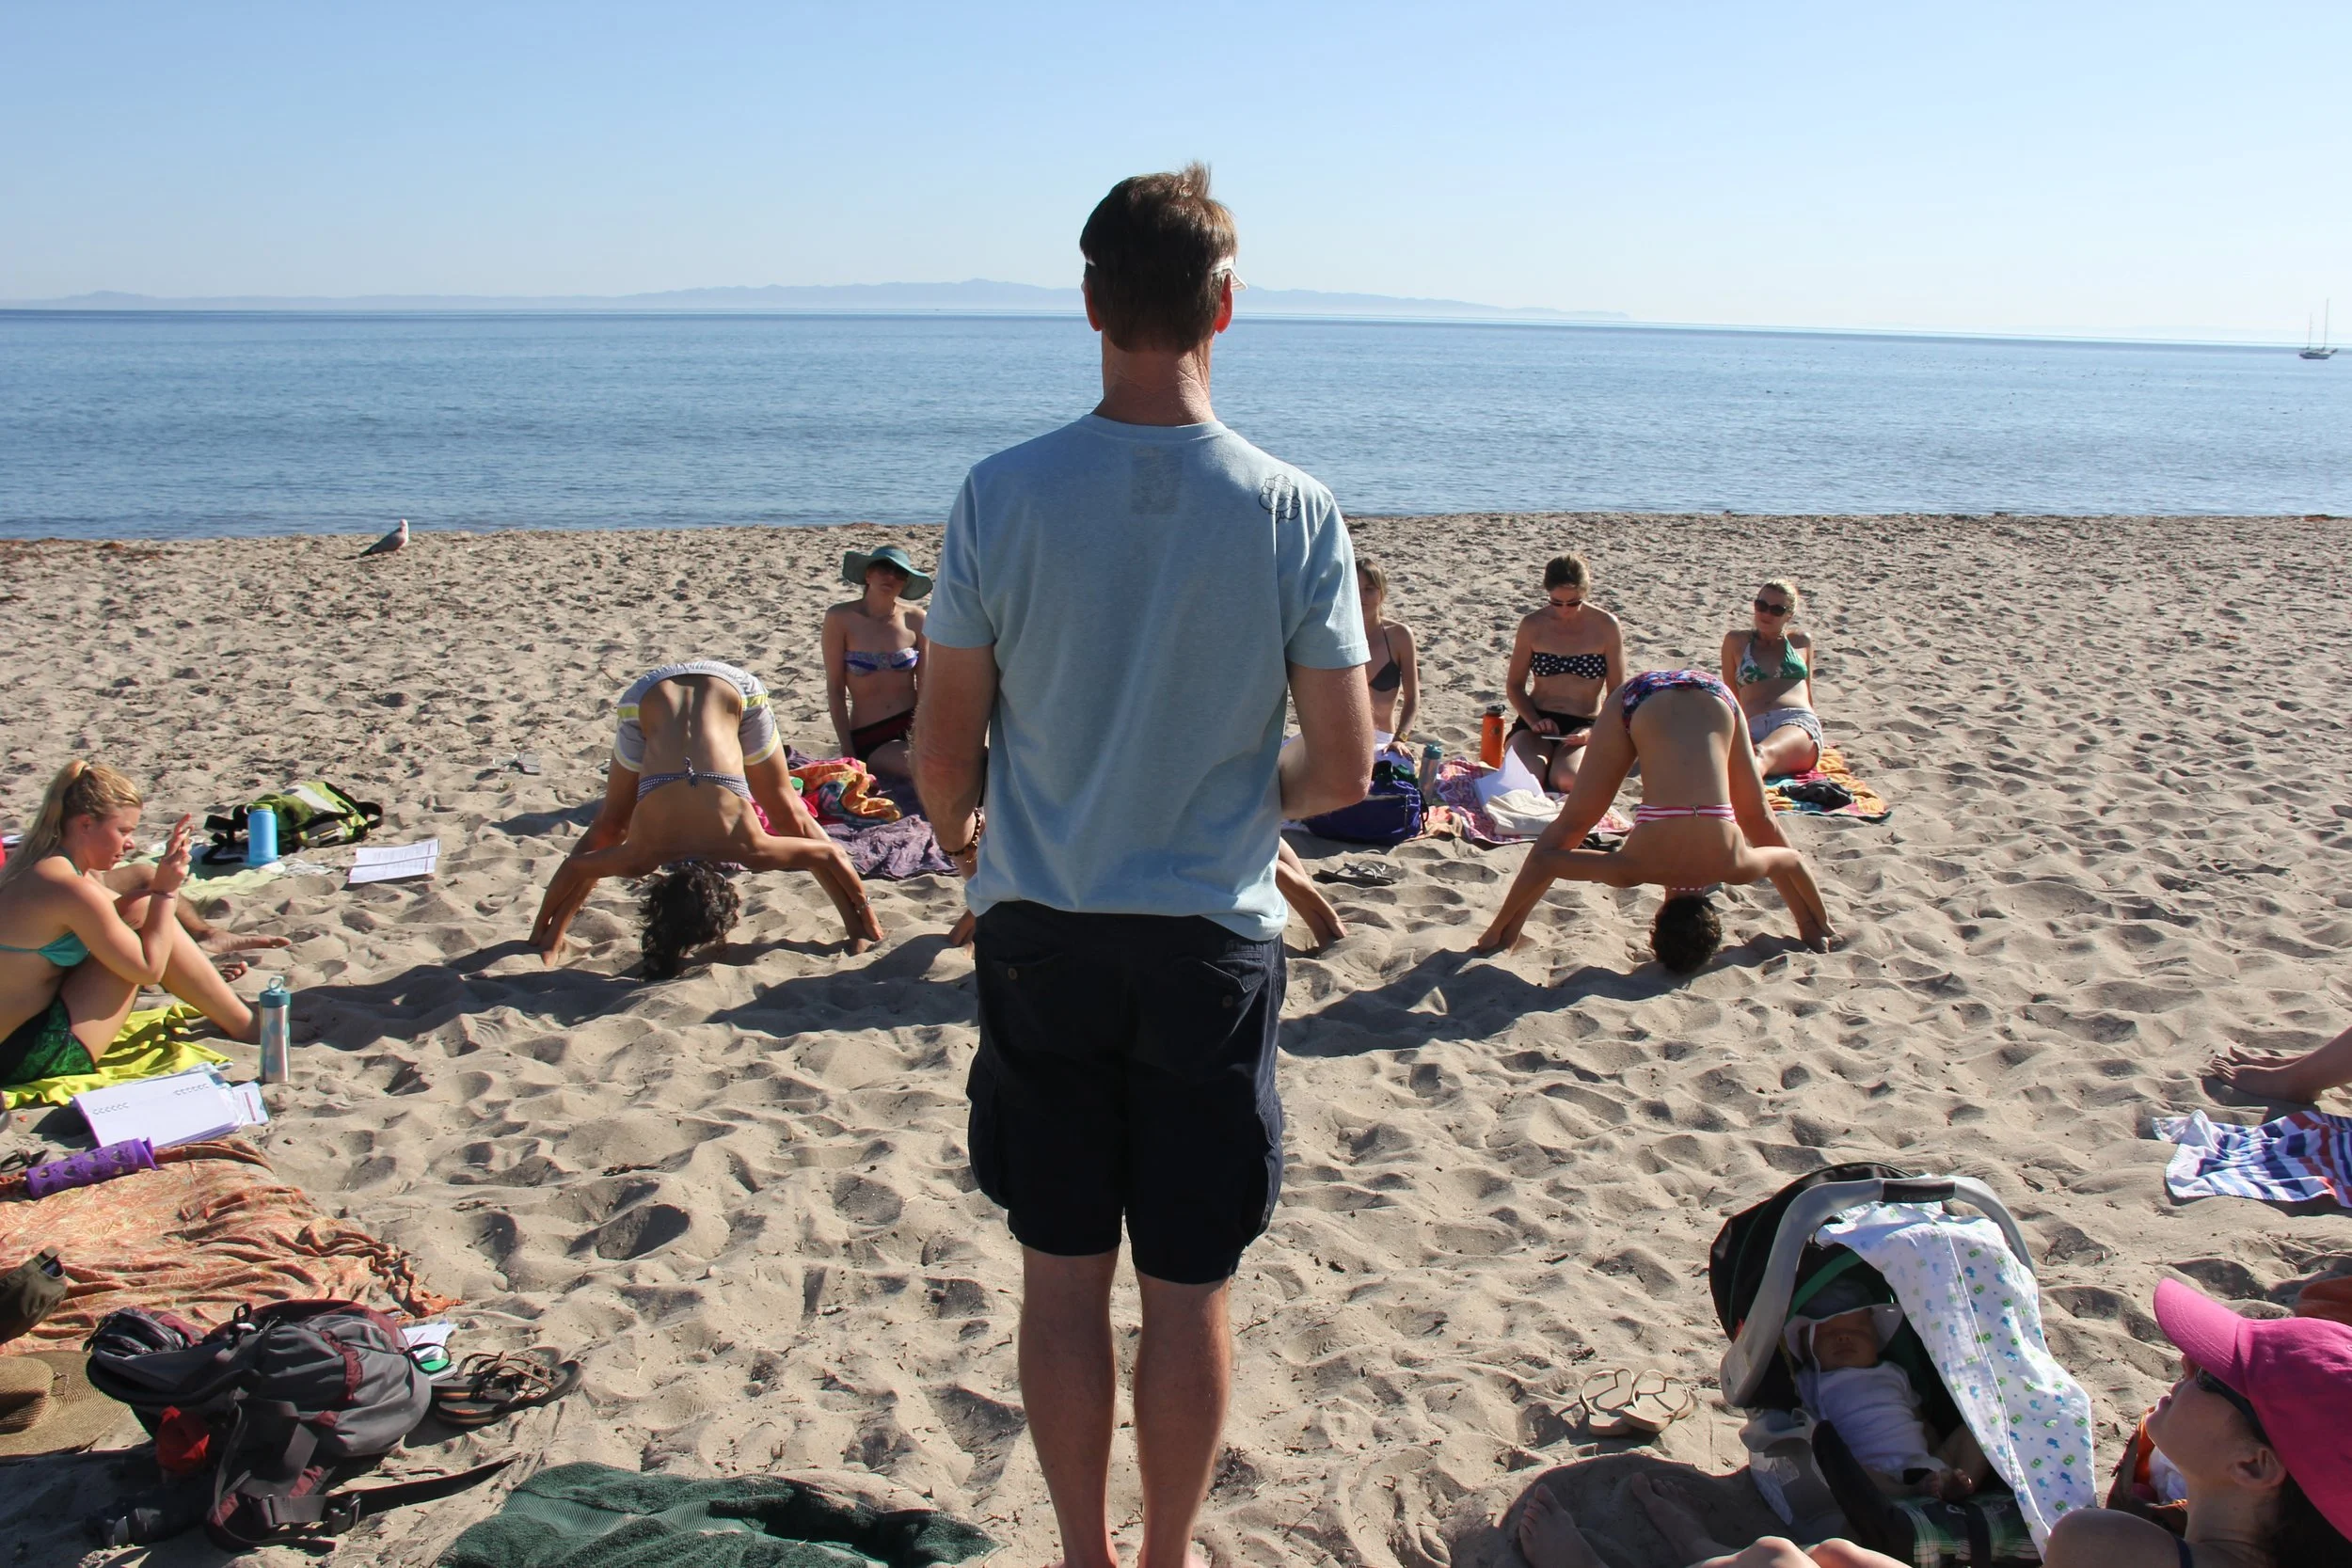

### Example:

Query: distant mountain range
xmin=2 ymin=279 xmax=1627 ymax=323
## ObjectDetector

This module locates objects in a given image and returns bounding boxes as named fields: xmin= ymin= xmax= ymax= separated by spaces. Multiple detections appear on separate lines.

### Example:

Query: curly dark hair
xmin=639 ymin=862 xmax=740 ymax=981
xmin=1651 ymin=895 xmax=1722 ymax=974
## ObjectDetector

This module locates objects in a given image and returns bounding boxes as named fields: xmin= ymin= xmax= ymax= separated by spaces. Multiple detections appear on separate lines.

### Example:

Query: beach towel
xmin=0 ymin=1140 xmax=454 ymax=1345
xmin=787 ymin=754 xmax=954 ymax=880
xmin=1431 ymin=759 xmax=1633 ymax=848
xmin=791 ymin=758 xmax=899 ymax=826
xmin=2153 ymin=1108 xmax=2352 ymax=1207
xmin=1820 ymin=1202 xmax=2097 ymax=1549
xmin=1765 ymin=747 xmax=1891 ymax=821
xmin=1 ymin=1003 xmax=227 ymax=1111
xmin=437 ymin=1462 xmax=996 ymax=1568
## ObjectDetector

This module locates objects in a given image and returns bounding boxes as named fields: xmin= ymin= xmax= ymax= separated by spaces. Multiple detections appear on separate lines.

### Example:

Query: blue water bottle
xmin=246 ymin=804 xmax=278 ymax=867
xmin=258 ymin=977 xmax=291 ymax=1084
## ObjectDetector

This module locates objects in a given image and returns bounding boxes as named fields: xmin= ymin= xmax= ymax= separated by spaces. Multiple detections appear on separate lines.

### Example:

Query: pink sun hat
xmin=2154 ymin=1277 xmax=2352 ymax=1539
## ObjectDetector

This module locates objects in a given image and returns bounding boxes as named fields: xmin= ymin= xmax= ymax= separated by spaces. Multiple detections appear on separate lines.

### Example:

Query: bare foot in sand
xmin=2207 ymin=1040 xmax=2352 ymax=1102
xmin=946 ymin=909 xmax=977 ymax=948
xmin=1514 ymin=1486 xmax=1607 ymax=1568
xmin=1630 ymin=1475 xmax=1737 ymax=1564
xmin=199 ymin=928 xmax=291 ymax=981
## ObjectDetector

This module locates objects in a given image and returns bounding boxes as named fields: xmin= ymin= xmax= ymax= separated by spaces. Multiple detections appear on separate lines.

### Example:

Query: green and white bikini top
xmin=1739 ymin=633 xmax=1808 ymax=686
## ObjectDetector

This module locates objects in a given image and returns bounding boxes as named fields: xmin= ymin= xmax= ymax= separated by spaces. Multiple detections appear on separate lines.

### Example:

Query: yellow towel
xmin=1 ymin=1004 xmax=228 ymax=1110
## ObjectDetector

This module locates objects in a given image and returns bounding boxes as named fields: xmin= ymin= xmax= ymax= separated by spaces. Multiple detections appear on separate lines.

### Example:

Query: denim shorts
xmin=966 ymin=900 xmax=1286 ymax=1286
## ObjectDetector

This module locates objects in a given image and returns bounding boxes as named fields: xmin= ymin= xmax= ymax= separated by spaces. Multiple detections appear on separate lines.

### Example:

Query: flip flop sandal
xmin=1313 ymin=859 xmax=1401 ymax=888
xmin=431 ymin=1350 xmax=583 ymax=1428
xmin=1579 ymin=1366 xmax=1643 ymax=1436
xmin=1618 ymin=1369 xmax=1698 ymax=1434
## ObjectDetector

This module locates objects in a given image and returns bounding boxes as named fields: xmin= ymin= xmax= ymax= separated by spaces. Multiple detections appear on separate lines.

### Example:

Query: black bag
xmin=83 ymin=1299 xmax=500 ymax=1549
xmin=202 ymin=780 xmax=384 ymax=864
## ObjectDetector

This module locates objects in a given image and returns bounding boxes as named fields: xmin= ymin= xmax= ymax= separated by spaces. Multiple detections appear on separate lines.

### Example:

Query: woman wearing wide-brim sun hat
xmin=2041 ymin=1277 xmax=2352 ymax=1568
xmin=822 ymin=544 xmax=932 ymax=779
xmin=0 ymin=1350 xmax=134 ymax=1457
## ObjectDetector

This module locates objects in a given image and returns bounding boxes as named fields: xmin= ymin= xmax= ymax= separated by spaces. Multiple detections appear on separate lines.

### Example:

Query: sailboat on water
xmin=2303 ymin=300 xmax=2338 ymax=359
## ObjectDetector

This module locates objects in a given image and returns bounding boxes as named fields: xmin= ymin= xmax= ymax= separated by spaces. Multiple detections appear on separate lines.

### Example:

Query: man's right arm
xmin=1282 ymin=662 xmax=1374 ymax=819
xmin=914 ymin=641 xmax=996 ymax=863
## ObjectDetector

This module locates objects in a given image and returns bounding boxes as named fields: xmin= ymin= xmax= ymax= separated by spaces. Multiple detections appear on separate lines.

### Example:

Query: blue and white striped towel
xmin=2155 ymin=1109 xmax=2352 ymax=1206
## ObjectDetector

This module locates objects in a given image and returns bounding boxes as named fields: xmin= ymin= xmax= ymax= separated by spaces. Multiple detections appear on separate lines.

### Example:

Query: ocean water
xmin=1 ymin=311 xmax=2346 ymax=539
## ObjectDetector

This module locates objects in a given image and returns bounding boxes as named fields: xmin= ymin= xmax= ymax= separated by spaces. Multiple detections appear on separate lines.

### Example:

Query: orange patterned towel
xmin=791 ymin=758 xmax=900 ymax=824
xmin=1764 ymin=746 xmax=1891 ymax=821
xmin=0 ymin=1140 xmax=454 ymax=1344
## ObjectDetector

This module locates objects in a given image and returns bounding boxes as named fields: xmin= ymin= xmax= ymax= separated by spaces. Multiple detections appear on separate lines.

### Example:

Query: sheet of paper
xmin=230 ymin=1081 xmax=270 ymax=1127
xmin=1474 ymin=748 xmax=1545 ymax=805
xmin=402 ymin=1322 xmax=455 ymax=1350
xmin=348 ymin=838 xmax=440 ymax=885
xmin=76 ymin=1069 xmax=247 ymax=1148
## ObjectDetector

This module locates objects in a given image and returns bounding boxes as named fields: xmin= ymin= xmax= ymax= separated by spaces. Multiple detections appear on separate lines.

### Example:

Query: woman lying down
xmin=1472 ymin=670 xmax=1833 ymax=970
xmin=532 ymin=661 xmax=882 ymax=975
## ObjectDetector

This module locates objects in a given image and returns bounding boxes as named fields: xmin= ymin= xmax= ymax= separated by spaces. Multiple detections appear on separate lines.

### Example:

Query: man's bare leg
xmin=1630 ymin=1476 xmax=1740 ymax=1563
xmin=1133 ymin=1273 xmax=1231 ymax=1568
xmin=1021 ymin=1249 xmax=1120 ymax=1568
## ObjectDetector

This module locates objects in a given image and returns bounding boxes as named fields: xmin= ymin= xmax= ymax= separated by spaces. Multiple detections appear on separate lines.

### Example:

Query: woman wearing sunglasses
xmin=1503 ymin=553 xmax=1626 ymax=790
xmin=1722 ymin=578 xmax=1823 ymax=778
xmin=1506 ymin=1278 xmax=2352 ymax=1568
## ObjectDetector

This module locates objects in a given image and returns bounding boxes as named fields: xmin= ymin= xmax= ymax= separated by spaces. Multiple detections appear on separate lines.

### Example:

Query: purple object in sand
xmin=25 ymin=1138 xmax=157 ymax=1198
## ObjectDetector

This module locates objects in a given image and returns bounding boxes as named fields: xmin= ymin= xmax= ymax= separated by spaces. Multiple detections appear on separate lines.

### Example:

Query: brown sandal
xmin=430 ymin=1349 xmax=582 ymax=1428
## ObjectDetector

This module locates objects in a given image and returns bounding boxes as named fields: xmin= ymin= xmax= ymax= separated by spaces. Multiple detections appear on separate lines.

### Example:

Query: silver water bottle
xmin=258 ymin=977 xmax=291 ymax=1084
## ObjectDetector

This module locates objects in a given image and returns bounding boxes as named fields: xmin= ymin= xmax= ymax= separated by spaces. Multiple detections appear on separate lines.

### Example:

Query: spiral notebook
xmin=74 ymin=1068 xmax=268 ymax=1149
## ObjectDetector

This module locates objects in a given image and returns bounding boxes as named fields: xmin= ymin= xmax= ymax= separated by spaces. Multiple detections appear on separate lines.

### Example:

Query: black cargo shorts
xmin=966 ymin=899 xmax=1286 ymax=1286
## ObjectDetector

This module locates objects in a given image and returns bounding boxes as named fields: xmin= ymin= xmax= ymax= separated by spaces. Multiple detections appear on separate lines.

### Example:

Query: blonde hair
xmin=1758 ymin=578 xmax=1802 ymax=617
xmin=1356 ymin=559 xmax=1388 ymax=603
xmin=1 ymin=760 xmax=142 ymax=885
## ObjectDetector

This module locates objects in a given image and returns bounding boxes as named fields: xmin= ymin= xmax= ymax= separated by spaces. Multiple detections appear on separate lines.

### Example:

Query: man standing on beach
xmin=915 ymin=164 xmax=1374 ymax=1568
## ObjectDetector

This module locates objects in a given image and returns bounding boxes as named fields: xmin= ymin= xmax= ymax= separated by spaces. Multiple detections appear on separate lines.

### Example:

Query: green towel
xmin=1 ymin=1004 xmax=225 ymax=1110
xmin=438 ymin=1464 xmax=996 ymax=1568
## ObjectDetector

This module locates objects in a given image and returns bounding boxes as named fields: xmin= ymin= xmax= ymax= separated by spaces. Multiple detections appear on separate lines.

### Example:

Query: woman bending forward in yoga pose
xmin=1472 ymin=670 xmax=1832 ymax=971
xmin=532 ymin=662 xmax=882 ymax=974
xmin=0 ymin=762 xmax=262 ymax=1085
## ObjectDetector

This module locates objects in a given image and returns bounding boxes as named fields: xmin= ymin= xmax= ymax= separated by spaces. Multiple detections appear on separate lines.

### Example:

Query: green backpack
xmin=203 ymin=781 xmax=385 ymax=864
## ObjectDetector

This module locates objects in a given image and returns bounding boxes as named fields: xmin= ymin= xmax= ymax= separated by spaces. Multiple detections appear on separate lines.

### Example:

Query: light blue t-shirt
xmin=926 ymin=414 xmax=1367 ymax=939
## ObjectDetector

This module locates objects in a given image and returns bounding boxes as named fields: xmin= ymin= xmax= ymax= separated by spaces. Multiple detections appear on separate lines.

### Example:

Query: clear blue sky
xmin=5 ymin=2 xmax=2346 ymax=337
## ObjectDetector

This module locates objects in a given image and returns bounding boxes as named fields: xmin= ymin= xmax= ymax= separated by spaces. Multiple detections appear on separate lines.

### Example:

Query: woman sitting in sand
xmin=531 ymin=661 xmax=882 ymax=975
xmin=1471 ymin=670 xmax=1832 ymax=971
xmin=0 ymin=762 xmax=264 ymax=1084
xmin=1505 ymin=553 xmax=1626 ymax=791
xmin=1512 ymin=1279 xmax=2352 ymax=1568
xmin=1723 ymin=578 xmax=1824 ymax=778
xmin=1358 ymin=559 xmax=1420 ymax=744
xmin=821 ymin=545 xmax=928 ymax=777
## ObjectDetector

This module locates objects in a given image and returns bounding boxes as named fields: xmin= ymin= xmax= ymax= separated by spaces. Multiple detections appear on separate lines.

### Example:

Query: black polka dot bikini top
xmin=1530 ymin=651 xmax=1608 ymax=680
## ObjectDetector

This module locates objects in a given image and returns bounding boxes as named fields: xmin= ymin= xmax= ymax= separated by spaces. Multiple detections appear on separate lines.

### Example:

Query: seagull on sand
xmin=359 ymin=517 xmax=409 ymax=558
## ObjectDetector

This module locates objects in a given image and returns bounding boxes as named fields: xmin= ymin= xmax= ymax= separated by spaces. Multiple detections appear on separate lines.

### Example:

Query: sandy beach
xmin=3 ymin=511 xmax=2348 ymax=1567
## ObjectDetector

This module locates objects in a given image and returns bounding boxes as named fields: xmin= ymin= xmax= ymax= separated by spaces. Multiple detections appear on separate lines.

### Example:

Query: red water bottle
xmin=1480 ymin=705 xmax=1506 ymax=768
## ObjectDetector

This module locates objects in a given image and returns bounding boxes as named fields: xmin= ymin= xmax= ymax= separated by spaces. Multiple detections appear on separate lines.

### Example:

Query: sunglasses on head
xmin=1755 ymin=598 xmax=1792 ymax=614
xmin=2194 ymin=1368 xmax=2267 ymax=1436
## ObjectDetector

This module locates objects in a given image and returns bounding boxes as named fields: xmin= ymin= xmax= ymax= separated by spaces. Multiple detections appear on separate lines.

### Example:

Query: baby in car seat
xmin=1799 ymin=1306 xmax=1994 ymax=1502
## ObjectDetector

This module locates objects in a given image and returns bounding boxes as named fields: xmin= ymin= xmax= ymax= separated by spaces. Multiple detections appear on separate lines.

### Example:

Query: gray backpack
xmin=85 ymin=1299 xmax=492 ymax=1548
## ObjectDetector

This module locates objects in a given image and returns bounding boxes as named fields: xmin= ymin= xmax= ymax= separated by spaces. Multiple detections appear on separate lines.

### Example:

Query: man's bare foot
xmin=1629 ymin=1475 xmax=1735 ymax=1564
xmin=1513 ymin=1486 xmax=1605 ymax=1568
xmin=2208 ymin=1047 xmax=2343 ymax=1102
xmin=946 ymin=909 xmax=977 ymax=948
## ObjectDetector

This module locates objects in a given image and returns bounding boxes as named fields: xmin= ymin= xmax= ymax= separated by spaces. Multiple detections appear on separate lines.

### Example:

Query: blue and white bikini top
xmin=843 ymin=646 xmax=920 ymax=675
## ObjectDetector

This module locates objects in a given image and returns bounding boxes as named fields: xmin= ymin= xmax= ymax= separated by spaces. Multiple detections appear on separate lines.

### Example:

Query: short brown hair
xmin=1080 ymin=163 xmax=1237 ymax=353
xmin=1543 ymin=553 xmax=1592 ymax=592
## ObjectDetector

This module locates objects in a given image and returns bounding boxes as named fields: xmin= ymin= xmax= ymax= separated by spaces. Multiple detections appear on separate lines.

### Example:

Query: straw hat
xmin=0 ymin=1351 xmax=130 ymax=1457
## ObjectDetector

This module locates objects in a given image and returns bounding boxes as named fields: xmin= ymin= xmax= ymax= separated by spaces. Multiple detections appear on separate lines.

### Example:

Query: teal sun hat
xmin=841 ymin=544 xmax=933 ymax=599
